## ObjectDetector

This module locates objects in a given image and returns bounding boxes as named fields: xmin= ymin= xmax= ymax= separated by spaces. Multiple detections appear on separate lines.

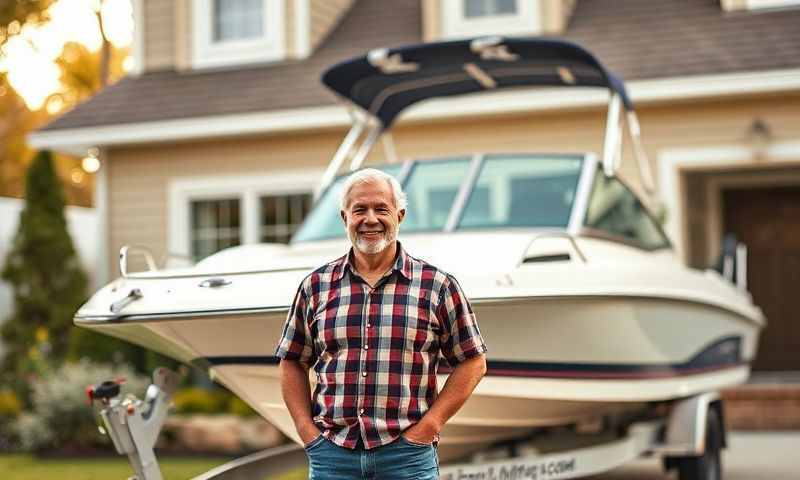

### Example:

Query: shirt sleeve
xmin=436 ymin=275 xmax=487 ymax=367
xmin=275 ymin=278 xmax=316 ymax=365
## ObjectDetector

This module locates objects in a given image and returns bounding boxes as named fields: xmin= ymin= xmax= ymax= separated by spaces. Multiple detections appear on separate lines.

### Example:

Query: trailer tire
xmin=675 ymin=408 xmax=723 ymax=480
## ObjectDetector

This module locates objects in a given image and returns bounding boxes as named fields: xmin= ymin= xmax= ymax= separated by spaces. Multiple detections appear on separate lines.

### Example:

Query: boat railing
xmin=119 ymin=244 xmax=158 ymax=278
xmin=519 ymin=231 xmax=588 ymax=266
xmin=721 ymin=242 xmax=749 ymax=292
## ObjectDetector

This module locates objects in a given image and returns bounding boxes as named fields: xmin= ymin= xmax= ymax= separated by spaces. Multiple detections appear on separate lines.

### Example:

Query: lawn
xmin=0 ymin=454 xmax=307 ymax=480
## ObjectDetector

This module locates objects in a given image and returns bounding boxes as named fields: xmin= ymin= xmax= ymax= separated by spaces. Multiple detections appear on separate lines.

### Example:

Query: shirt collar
xmin=332 ymin=241 xmax=412 ymax=283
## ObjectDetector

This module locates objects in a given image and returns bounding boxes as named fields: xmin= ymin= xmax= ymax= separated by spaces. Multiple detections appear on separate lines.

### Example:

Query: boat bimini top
xmin=317 ymin=37 xmax=656 ymax=200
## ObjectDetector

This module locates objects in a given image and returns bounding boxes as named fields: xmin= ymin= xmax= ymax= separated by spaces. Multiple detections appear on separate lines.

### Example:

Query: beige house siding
xmin=105 ymin=93 xmax=800 ymax=278
xmin=107 ymin=130 xmax=343 ymax=273
xmin=310 ymin=0 xmax=354 ymax=50
xmin=421 ymin=0 xmax=441 ymax=42
xmin=143 ymin=0 xmax=176 ymax=71
xmin=174 ymin=0 xmax=191 ymax=71
xmin=541 ymin=0 xmax=577 ymax=34
xmin=285 ymin=0 xmax=297 ymax=58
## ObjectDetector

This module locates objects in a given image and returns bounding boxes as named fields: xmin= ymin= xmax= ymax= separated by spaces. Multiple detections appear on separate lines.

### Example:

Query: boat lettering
xmin=440 ymin=457 xmax=576 ymax=480
xmin=541 ymin=458 xmax=576 ymax=477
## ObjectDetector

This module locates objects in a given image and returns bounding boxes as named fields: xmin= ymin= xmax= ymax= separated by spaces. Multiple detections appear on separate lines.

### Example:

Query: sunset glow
xmin=0 ymin=0 xmax=134 ymax=111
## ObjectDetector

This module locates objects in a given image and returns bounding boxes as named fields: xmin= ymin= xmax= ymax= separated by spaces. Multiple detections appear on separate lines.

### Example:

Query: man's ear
xmin=397 ymin=209 xmax=406 ymax=223
xmin=340 ymin=210 xmax=347 ymax=224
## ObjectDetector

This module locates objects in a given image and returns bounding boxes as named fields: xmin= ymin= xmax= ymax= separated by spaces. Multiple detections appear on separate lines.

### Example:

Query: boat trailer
xmin=88 ymin=368 xmax=726 ymax=480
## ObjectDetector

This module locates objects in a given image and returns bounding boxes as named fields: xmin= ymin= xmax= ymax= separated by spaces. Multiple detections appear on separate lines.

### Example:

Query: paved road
xmin=589 ymin=432 xmax=800 ymax=479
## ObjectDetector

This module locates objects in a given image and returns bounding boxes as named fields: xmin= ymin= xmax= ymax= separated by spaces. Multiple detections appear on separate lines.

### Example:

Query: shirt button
xmin=361 ymin=371 xmax=367 ymax=377
xmin=363 ymin=345 xmax=368 ymax=350
xmin=359 ymin=408 xmax=365 ymax=416
xmin=366 ymin=323 xmax=371 ymax=328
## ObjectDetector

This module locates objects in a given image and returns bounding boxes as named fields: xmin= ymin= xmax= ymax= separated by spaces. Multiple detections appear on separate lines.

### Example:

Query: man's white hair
xmin=339 ymin=168 xmax=408 ymax=211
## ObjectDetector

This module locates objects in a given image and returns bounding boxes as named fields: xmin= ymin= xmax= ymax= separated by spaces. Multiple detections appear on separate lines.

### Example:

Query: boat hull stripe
xmin=202 ymin=336 xmax=745 ymax=380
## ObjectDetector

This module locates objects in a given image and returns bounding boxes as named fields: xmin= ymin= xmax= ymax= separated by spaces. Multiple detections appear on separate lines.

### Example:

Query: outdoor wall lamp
xmin=746 ymin=118 xmax=772 ymax=161
xmin=82 ymin=146 xmax=101 ymax=173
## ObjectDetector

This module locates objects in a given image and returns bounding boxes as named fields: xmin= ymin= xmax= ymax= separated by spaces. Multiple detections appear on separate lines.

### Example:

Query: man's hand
xmin=298 ymin=421 xmax=322 ymax=445
xmin=401 ymin=416 xmax=441 ymax=444
xmin=402 ymin=354 xmax=487 ymax=445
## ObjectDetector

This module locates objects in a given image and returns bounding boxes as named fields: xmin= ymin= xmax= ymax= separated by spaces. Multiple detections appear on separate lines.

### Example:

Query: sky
xmin=0 ymin=0 xmax=134 ymax=112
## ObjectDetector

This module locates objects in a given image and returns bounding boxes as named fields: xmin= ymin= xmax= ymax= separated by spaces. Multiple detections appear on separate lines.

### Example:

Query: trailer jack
xmin=87 ymin=367 xmax=181 ymax=480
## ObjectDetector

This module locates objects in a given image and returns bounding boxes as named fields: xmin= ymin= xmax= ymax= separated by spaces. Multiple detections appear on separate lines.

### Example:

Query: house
xmin=29 ymin=0 xmax=800 ymax=376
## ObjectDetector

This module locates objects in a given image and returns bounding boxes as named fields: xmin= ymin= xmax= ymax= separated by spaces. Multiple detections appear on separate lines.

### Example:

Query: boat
xmin=75 ymin=37 xmax=764 ymax=460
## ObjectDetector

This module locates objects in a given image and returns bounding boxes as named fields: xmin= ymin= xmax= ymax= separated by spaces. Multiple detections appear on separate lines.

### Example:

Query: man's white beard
xmin=350 ymin=225 xmax=397 ymax=255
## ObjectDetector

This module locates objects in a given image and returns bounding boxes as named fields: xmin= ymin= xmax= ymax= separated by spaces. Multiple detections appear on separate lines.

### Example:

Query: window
xmin=260 ymin=193 xmax=312 ymax=243
xmin=191 ymin=198 xmax=241 ymax=261
xmin=441 ymin=0 xmax=541 ymax=39
xmin=458 ymin=155 xmax=583 ymax=229
xmin=169 ymin=171 xmax=319 ymax=262
xmin=214 ymin=0 xmax=263 ymax=42
xmin=192 ymin=0 xmax=285 ymax=69
xmin=464 ymin=0 xmax=517 ymax=18
xmin=584 ymin=171 xmax=670 ymax=250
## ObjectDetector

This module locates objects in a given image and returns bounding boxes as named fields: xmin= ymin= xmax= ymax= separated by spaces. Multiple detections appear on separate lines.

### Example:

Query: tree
xmin=1 ymin=150 xmax=88 ymax=383
xmin=0 ymin=0 xmax=55 ymax=48
xmin=1 ymin=0 xmax=126 ymax=205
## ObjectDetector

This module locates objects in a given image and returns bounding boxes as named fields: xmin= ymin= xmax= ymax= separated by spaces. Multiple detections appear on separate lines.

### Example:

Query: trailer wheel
xmin=675 ymin=408 xmax=723 ymax=480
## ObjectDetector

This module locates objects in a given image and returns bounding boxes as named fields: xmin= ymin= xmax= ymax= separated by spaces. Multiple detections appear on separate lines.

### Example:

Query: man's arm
xmin=279 ymin=359 xmax=320 ymax=444
xmin=403 ymin=353 xmax=487 ymax=443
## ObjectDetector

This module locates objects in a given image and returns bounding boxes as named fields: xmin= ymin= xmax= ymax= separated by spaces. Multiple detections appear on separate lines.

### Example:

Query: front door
xmin=723 ymin=186 xmax=800 ymax=371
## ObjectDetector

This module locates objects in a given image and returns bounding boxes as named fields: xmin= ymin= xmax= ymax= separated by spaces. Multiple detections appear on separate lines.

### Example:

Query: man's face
xmin=341 ymin=180 xmax=405 ymax=255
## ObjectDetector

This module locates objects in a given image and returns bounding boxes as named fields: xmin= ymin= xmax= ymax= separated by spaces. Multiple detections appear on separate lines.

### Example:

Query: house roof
xmin=38 ymin=0 xmax=800 ymax=133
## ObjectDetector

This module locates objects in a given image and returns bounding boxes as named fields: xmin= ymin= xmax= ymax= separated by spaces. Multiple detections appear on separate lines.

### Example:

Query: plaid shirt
xmin=276 ymin=243 xmax=487 ymax=450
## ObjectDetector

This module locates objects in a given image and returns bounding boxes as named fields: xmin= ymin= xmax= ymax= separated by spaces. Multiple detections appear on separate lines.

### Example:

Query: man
xmin=276 ymin=168 xmax=487 ymax=479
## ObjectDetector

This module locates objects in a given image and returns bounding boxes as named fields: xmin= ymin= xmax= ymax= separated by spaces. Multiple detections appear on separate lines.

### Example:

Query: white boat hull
xmin=79 ymin=289 xmax=759 ymax=455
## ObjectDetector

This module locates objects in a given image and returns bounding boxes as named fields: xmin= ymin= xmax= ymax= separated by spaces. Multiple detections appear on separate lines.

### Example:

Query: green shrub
xmin=13 ymin=359 xmax=148 ymax=453
xmin=2 ymin=151 xmax=88 ymax=381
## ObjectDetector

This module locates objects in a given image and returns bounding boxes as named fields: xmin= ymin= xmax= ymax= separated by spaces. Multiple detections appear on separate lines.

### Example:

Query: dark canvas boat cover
xmin=322 ymin=37 xmax=632 ymax=127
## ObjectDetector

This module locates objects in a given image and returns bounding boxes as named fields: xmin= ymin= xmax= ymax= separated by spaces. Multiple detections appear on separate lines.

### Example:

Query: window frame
xmin=168 ymin=169 xmax=321 ymax=261
xmin=440 ymin=0 xmax=541 ymax=40
xmin=745 ymin=0 xmax=800 ymax=10
xmin=192 ymin=0 xmax=285 ymax=70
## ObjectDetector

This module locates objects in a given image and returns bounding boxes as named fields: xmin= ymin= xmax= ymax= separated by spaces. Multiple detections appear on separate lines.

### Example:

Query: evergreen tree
xmin=1 ymin=150 xmax=88 ymax=381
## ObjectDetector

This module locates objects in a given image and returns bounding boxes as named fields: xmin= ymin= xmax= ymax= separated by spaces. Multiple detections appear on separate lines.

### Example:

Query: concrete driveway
xmin=589 ymin=432 xmax=800 ymax=479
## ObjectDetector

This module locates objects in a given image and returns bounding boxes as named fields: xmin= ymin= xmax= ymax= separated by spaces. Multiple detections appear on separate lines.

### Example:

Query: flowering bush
xmin=13 ymin=359 xmax=149 ymax=453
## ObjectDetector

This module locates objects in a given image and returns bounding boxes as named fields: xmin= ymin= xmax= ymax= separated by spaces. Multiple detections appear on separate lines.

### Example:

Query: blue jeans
xmin=304 ymin=435 xmax=439 ymax=479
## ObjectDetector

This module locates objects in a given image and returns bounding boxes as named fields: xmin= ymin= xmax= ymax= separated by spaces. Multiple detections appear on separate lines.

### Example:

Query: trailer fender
xmin=659 ymin=392 xmax=726 ymax=457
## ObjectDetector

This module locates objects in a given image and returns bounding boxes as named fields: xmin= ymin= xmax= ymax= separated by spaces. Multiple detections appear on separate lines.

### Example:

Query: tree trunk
xmin=95 ymin=7 xmax=110 ymax=88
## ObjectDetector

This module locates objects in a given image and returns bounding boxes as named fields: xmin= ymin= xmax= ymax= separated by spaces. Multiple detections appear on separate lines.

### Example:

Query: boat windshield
xmin=292 ymin=154 xmax=584 ymax=242
xmin=457 ymin=154 xmax=583 ymax=230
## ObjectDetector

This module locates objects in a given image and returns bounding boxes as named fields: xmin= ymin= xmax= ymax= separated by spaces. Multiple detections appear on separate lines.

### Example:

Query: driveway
xmin=589 ymin=432 xmax=800 ymax=479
